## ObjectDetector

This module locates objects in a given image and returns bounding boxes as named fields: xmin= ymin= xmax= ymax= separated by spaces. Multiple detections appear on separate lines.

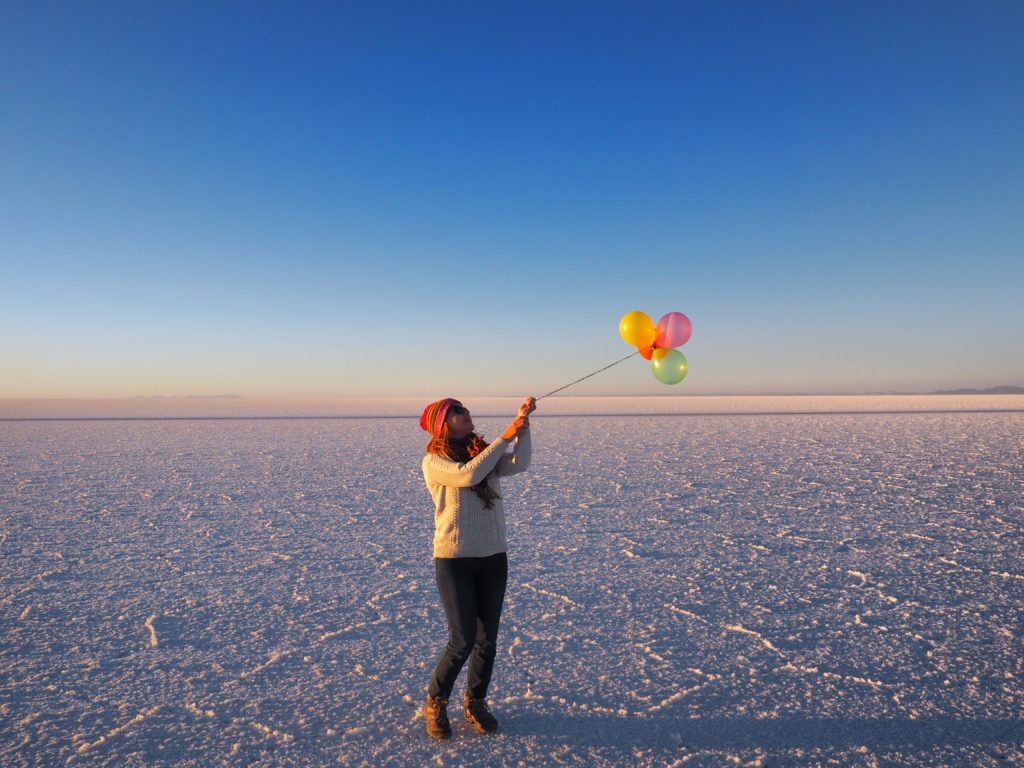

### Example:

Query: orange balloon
xmin=639 ymin=345 xmax=655 ymax=360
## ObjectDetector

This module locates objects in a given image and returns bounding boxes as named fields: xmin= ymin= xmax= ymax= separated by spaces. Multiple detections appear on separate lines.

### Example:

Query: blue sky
xmin=2 ymin=2 xmax=1022 ymax=398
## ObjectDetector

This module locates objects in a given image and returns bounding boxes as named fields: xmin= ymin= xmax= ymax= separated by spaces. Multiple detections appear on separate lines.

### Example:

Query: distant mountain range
xmin=132 ymin=394 xmax=243 ymax=399
xmin=928 ymin=386 xmax=1024 ymax=395
xmin=123 ymin=388 xmax=1022 ymax=399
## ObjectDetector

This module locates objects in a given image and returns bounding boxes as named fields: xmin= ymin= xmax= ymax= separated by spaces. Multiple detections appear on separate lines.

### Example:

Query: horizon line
xmin=4 ymin=408 xmax=1024 ymax=423
xmin=3 ymin=387 xmax=1023 ymax=401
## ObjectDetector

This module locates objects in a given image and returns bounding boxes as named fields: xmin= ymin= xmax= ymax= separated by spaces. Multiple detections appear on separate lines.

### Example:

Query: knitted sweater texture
xmin=422 ymin=429 xmax=532 ymax=558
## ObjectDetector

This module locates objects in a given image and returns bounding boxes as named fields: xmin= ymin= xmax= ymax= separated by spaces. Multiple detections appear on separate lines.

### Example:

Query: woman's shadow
xmin=502 ymin=708 xmax=1023 ymax=755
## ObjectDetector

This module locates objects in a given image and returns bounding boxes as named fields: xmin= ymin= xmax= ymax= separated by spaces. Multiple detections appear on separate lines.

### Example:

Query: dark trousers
xmin=428 ymin=552 xmax=508 ymax=700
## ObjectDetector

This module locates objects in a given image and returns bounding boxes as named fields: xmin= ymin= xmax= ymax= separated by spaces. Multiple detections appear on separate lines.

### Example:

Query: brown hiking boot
xmin=464 ymin=695 xmax=499 ymax=733
xmin=425 ymin=695 xmax=451 ymax=740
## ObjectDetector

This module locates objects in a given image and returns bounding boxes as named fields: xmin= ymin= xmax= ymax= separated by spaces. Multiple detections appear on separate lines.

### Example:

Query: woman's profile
xmin=419 ymin=395 xmax=536 ymax=740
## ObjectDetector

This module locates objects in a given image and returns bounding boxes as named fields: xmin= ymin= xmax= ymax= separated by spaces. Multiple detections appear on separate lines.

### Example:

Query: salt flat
xmin=1 ymin=399 xmax=1022 ymax=766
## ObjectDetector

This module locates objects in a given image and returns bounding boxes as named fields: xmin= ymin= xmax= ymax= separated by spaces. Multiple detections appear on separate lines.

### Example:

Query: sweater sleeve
xmin=497 ymin=427 xmax=531 ymax=476
xmin=423 ymin=437 xmax=510 ymax=487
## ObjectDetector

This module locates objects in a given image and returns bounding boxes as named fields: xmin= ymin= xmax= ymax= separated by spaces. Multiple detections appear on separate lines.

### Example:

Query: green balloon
xmin=651 ymin=348 xmax=688 ymax=385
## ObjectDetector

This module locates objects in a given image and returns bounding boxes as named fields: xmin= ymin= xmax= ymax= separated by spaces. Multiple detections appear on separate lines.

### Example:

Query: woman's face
xmin=446 ymin=403 xmax=474 ymax=439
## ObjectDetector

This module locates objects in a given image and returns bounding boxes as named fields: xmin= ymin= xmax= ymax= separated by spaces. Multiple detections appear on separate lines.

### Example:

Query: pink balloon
xmin=654 ymin=312 xmax=692 ymax=348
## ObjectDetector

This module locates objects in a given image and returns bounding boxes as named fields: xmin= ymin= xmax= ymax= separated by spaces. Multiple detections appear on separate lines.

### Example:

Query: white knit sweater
xmin=422 ymin=429 xmax=532 ymax=558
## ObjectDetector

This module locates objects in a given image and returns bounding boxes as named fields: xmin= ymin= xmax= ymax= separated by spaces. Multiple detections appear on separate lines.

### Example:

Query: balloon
xmin=638 ymin=345 xmax=655 ymax=360
xmin=654 ymin=312 xmax=692 ymax=349
xmin=619 ymin=311 xmax=656 ymax=348
xmin=651 ymin=348 xmax=688 ymax=384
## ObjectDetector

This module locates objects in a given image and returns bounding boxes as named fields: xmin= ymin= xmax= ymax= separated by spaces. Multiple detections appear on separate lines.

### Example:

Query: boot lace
xmin=429 ymin=697 xmax=450 ymax=728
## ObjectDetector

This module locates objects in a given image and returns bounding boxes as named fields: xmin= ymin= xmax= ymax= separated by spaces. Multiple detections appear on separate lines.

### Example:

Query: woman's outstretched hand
xmin=518 ymin=396 xmax=537 ymax=418
xmin=502 ymin=397 xmax=535 ymax=440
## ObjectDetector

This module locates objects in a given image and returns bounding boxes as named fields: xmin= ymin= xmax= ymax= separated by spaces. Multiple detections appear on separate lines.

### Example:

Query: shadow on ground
xmin=503 ymin=709 xmax=1024 ymax=753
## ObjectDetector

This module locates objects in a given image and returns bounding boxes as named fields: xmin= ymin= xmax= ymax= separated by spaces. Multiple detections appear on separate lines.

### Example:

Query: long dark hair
xmin=426 ymin=423 xmax=501 ymax=509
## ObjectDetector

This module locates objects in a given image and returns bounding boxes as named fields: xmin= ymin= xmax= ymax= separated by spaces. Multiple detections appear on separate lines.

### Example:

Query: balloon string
xmin=536 ymin=351 xmax=641 ymax=401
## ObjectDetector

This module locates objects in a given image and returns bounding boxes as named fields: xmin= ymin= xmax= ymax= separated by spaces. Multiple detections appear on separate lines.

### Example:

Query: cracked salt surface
xmin=1 ymin=398 xmax=1023 ymax=766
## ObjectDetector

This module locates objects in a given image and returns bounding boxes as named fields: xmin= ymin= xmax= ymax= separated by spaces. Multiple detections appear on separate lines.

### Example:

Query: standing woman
xmin=419 ymin=396 xmax=536 ymax=740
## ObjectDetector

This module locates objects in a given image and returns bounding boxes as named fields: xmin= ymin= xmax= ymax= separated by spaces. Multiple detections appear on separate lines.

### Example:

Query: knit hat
xmin=420 ymin=398 xmax=461 ymax=437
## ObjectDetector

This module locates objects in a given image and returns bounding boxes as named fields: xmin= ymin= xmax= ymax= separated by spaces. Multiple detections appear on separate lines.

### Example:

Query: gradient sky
xmin=2 ymin=2 xmax=1022 ymax=398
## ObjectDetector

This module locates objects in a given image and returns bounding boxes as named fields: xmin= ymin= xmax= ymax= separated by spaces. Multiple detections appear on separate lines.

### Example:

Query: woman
xmin=419 ymin=395 xmax=536 ymax=740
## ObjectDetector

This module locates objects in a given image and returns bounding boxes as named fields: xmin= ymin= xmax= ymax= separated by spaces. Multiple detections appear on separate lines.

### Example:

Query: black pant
xmin=428 ymin=552 xmax=508 ymax=700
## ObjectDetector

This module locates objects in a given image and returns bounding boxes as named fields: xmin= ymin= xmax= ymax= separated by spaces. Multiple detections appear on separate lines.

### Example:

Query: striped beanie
xmin=420 ymin=398 xmax=461 ymax=437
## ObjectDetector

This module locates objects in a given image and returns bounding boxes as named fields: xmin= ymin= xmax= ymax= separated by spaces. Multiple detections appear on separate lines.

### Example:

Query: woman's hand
xmin=502 ymin=397 xmax=535 ymax=439
xmin=501 ymin=416 xmax=530 ymax=441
